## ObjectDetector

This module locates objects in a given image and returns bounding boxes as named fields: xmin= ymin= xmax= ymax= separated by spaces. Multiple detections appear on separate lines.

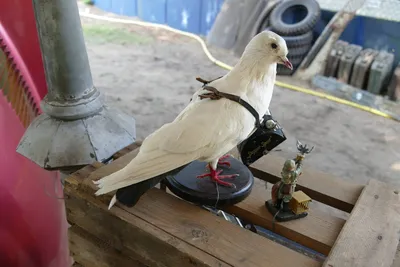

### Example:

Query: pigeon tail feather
xmin=108 ymin=195 xmax=117 ymax=210
xmin=94 ymin=150 xmax=196 ymax=196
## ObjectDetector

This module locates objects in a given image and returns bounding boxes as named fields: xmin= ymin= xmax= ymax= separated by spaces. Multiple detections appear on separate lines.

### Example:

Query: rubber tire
xmin=266 ymin=27 xmax=314 ymax=47
xmin=283 ymin=31 xmax=314 ymax=47
xmin=269 ymin=0 xmax=321 ymax=36
xmin=253 ymin=2 xmax=281 ymax=36
xmin=287 ymin=43 xmax=312 ymax=57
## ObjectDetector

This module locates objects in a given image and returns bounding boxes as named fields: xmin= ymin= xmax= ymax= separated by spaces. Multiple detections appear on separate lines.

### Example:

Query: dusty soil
xmin=79 ymin=5 xmax=400 ymax=194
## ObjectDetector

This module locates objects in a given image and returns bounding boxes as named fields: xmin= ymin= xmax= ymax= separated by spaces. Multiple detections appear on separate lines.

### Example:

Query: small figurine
xmin=265 ymin=141 xmax=314 ymax=222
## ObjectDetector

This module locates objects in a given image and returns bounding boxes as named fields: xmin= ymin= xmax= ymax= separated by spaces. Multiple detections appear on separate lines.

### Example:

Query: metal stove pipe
xmin=32 ymin=0 xmax=103 ymax=120
xmin=17 ymin=0 xmax=136 ymax=171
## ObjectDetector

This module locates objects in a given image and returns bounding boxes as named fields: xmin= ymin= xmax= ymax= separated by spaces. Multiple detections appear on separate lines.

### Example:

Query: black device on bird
xmin=163 ymin=76 xmax=286 ymax=208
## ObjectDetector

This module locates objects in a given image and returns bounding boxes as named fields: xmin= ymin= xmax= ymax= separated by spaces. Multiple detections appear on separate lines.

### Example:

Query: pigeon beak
xmin=279 ymin=56 xmax=293 ymax=70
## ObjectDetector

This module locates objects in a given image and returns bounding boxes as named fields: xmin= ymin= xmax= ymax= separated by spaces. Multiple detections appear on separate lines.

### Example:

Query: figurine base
xmin=165 ymin=156 xmax=254 ymax=208
xmin=265 ymin=200 xmax=308 ymax=222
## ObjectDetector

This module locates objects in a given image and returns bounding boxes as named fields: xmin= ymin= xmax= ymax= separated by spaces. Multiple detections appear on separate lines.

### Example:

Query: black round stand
xmin=164 ymin=156 xmax=254 ymax=207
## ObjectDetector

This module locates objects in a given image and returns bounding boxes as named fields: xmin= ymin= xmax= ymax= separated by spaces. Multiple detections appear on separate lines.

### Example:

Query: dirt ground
xmin=79 ymin=6 xmax=400 ymax=193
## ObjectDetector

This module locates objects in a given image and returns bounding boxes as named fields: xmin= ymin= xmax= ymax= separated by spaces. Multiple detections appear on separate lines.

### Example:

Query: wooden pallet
xmin=65 ymin=141 xmax=400 ymax=267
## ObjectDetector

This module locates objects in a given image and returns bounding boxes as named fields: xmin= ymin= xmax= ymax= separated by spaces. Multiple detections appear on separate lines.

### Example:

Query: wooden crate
xmin=65 ymin=141 xmax=400 ymax=267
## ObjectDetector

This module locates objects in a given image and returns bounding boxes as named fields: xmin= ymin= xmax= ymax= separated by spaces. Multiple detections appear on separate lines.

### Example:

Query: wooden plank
xmin=250 ymin=156 xmax=364 ymax=213
xmin=89 ymin=144 xmax=343 ymax=256
xmin=67 ymin=192 xmax=220 ymax=267
xmin=121 ymin=189 xmax=320 ymax=267
xmin=103 ymin=143 xmax=362 ymax=214
xmin=112 ymin=141 xmax=142 ymax=160
xmin=225 ymin=183 xmax=346 ymax=255
xmin=323 ymin=179 xmax=400 ymax=267
xmin=66 ymin=161 xmax=321 ymax=267
xmin=66 ymin=163 xmax=228 ymax=267
xmin=88 ymin=146 xmax=141 ymax=181
xmin=69 ymin=225 xmax=147 ymax=267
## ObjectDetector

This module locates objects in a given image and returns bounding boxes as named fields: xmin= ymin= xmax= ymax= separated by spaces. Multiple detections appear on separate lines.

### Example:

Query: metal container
xmin=367 ymin=50 xmax=395 ymax=95
xmin=337 ymin=44 xmax=363 ymax=84
xmin=349 ymin=48 xmax=378 ymax=89
xmin=324 ymin=40 xmax=348 ymax=78
xmin=237 ymin=113 xmax=286 ymax=166
xmin=387 ymin=62 xmax=400 ymax=101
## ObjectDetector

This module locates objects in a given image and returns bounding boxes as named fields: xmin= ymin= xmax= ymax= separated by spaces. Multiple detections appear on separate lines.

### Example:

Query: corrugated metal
xmin=92 ymin=0 xmax=400 ymax=66
xmin=200 ymin=0 xmax=225 ymax=35
xmin=94 ymin=0 xmax=112 ymax=11
xmin=316 ymin=0 xmax=400 ymax=22
xmin=93 ymin=0 xmax=224 ymax=35
xmin=137 ymin=0 xmax=167 ymax=23
xmin=167 ymin=0 xmax=202 ymax=33
xmin=111 ymin=0 xmax=137 ymax=16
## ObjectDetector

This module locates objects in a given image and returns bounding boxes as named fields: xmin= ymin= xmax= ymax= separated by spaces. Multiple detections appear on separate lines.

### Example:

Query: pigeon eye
xmin=271 ymin=43 xmax=278 ymax=49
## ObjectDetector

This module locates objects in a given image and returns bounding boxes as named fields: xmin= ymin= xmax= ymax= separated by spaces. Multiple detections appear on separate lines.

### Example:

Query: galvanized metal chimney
xmin=17 ymin=0 xmax=136 ymax=173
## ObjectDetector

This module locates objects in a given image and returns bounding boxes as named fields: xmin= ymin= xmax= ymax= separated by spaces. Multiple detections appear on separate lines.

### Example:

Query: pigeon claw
xmin=197 ymin=167 xmax=238 ymax=188
xmin=217 ymin=154 xmax=231 ymax=168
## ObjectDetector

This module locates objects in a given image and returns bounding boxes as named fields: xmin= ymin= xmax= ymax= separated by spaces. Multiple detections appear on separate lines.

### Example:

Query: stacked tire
xmin=267 ymin=0 xmax=321 ymax=75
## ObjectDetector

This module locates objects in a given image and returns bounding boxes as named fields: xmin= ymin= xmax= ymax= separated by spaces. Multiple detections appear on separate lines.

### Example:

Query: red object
xmin=0 ymin=1 xmax=72 ymax=267
xmin=196 ymin=159 xmax=239 ymax=187
xmin=0 ymin=0 xmax=47 ymax=100
xmin=216 ymin=154 xmax=232 ymax=167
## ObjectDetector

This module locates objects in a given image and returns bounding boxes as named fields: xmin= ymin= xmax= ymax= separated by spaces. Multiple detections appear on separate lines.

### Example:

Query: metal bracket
xmin=201 ymin=206 xmax=244 ymax=228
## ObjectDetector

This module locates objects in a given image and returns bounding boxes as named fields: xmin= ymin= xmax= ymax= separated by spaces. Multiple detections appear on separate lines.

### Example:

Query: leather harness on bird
xmin=195 ymin=77 xmax=287 ymax=166
xmin=196 ymin=76 xmax=262 ymax=128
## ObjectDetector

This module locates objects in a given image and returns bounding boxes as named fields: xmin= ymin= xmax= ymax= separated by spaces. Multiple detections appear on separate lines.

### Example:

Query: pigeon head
xmin=243 ymin=30 xmax=293 ymax=70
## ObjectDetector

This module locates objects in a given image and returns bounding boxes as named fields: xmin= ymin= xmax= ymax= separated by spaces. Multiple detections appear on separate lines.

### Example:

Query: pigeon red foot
xmin=197 ymin=162 xmax=239 ymax=187
xmin=217 ymin=154 xmax=231 ymax=167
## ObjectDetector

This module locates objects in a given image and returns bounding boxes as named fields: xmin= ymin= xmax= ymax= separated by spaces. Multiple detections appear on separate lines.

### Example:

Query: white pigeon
xmin=94 ymin=30 xmax=292 ymax=209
